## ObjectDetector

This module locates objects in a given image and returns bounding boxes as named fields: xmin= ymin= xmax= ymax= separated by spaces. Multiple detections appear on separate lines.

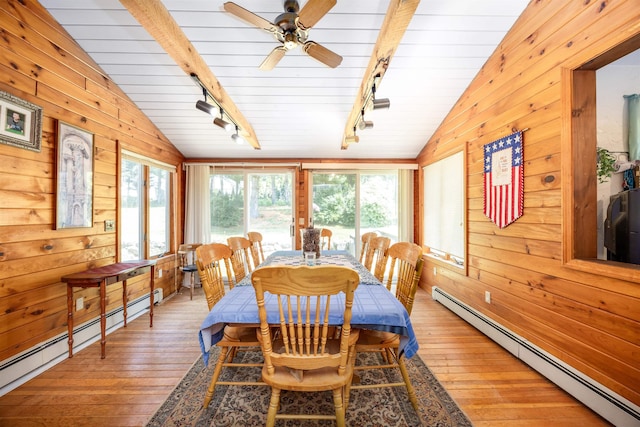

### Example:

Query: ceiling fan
xmin=223 ymin=0 xmax=342 ymax=70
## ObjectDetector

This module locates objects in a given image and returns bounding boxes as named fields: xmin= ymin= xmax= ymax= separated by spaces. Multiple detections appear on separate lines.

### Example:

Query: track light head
xmin=358 ymin=120 xmax=374 ymax=130
xmin=214 ymin=117 xmax=234 ymax=132
xmin=213 ymin=108 xmax=234 ymax=132
xmin=345 ymin=125 xmax=359 ymax=145
xmin=232 ymin=126 xmax=245 ymax=144
xmin=196 ymin=100 xmax=216 ymax=115
xmin=344 ymin=135 xmax=359 ymax=145
xmin=372 ymin=98 xmax=390 ymax=110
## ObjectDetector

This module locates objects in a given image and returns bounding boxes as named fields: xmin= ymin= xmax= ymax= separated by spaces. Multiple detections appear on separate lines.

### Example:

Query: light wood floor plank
xmin=0 ymin=285 xmax=612 ymax=426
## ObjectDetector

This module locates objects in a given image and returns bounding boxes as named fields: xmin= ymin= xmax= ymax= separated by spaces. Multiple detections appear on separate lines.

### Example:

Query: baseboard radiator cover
xmin=431 ymin=286 xmax=640 ymax=427
xmin=0 ymin=289 xmax=163 ymax=396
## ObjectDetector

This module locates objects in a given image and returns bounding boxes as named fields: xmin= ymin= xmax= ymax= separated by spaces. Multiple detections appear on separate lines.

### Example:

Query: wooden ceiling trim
xmin=341 ymin=0 xmax=421 ymax=150
xmin=118 ymin=0 xmax=261 ymax=150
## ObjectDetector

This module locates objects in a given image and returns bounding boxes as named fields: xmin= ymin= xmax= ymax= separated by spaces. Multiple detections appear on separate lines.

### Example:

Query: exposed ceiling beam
xmin=119 ymin=0 xmax=261 ymax=150
xmin=341 ymin=0 xmax=420 ymax=150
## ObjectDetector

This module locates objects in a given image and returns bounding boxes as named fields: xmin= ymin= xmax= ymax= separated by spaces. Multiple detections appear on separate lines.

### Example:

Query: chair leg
xmin=266 ymin=387 xmax=280 ymax=427
xmin=397 ymin=354 xmax=419 ymax=411
xmin=332 ymin=388 xmax=346 ymax=427
xmin=203 ymin=346 xmax=230 ymax=408
xmin=345 ymin=347 xmax=358 ymax=409
xmin=189 ymin=272 xmax=194 ymax=300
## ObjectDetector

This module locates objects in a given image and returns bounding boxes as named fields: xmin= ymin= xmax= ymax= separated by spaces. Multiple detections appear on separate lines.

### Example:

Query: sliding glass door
xmin=210 ymin=170 xmax=295 ymax=256
xmin=311 ymin=170 xmax=399 ymax=256
xmin=311 ymin=173 xmax=357 ymax=252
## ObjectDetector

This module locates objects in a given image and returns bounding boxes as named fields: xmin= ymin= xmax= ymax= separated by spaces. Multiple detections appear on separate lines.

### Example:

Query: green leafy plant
xmin=596 ymin=147 xmax=616 ymax=184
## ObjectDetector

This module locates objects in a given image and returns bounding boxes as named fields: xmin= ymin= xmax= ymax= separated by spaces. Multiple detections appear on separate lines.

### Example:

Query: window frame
xmin=562 ymin=34 xmax=640 ymax=283
xmin=421 ymin=149 xmax=467 ymax=272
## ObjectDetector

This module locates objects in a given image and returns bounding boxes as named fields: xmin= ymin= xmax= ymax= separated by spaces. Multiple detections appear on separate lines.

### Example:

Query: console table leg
xmin=100 ymin=280 xmax=107 ymax=359
xmin=67 ymin=285 xmax=74 ymax=358
xmin=149 ymin=265 xmax=155 ymax=328
xmin=122 ymin=280 xmax=128 ymax=327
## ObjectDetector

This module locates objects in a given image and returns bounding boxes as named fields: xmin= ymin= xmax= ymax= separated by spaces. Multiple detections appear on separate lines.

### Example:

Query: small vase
xmin=301 ymin=227 xmax=322 ymax=258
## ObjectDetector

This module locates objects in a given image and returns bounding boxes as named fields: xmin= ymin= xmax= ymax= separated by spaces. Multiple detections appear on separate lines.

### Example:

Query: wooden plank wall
xmin=416 ymin=0 xmax=640 ymax=406
xmin=0 ymin=1 xmax=184 ymax=363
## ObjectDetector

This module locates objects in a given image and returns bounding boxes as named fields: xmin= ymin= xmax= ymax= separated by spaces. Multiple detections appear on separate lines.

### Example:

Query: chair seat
xmin=181 ymin=264 xmax=197 ymax=273
xmin=262 ymin=363 xmax=354 ymax=391
xmin=356 ymin=329 xmax=399 ymax=347
xmin=222 ymin=325 xmax=260 ymax=343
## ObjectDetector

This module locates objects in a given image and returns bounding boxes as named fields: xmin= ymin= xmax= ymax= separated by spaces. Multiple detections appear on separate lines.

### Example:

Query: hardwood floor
xmin=0 ymin=286 xmax=611 ymax=427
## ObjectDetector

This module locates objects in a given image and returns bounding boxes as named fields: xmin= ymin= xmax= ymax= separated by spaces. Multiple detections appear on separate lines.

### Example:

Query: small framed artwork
xmin=56 ymin=121 xmax=94 ymax=229
xmin=0 ymin=90 xmax=43 ymax=152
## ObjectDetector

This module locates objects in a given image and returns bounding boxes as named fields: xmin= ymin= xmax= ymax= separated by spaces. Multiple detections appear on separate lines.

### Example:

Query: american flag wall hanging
xmin=483 ymin=131 xmax=524 ymax=228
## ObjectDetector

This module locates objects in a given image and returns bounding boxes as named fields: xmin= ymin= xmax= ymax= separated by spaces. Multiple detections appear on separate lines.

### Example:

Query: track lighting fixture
xmin=344 ymin=126 xmax=359 ymax=145
xmin=345 ymin=135 xmax=359 ymax=144
xmin=192 ymin=74 xmax=252 ymax=145
xmin=213 ymin=108 xmax=234 ymax=132
xmin=358 ymin=120 xmax=374 ymax=130
xmin=196 ymin=99 xmax=216 ymax=115
xmin=372 ymin=98 xmax=390 ymax=110
xmin=342 ymin=71 xmax=390 ymax=150
xmin=231 ymin=126 xmax=245 ymax=144
xmin=358 ymin=109 xmax=374 ymax=130
xmin=371 ymin=82 xmax=390 ymax=110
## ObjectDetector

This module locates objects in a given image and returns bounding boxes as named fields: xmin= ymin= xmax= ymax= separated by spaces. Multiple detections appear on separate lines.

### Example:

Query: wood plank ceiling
xmin=40 ymin=0 xmax=529 ymax=160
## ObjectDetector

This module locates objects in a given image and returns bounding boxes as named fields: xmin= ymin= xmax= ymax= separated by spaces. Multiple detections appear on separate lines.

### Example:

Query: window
xmin=120 ymin=151 xmax=174 ymax=261
xmin=563 ymin=35 xmax=640 ymax=282
xmin=422 ymin=151 xmax=465 ymax=268
xmin=148 ymin=167 xmax=169 ymax=257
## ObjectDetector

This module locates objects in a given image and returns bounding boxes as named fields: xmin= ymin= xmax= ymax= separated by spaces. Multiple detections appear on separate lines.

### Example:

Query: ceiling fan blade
xmin=259 ymin=46 xmax=287 ymax=70
xmin=302 ymin=41 xmax=342 ymax=68
xmin=297 ymin=0 xmax=336 ymax=30
xmin=223 ymin=2 xmax=278 ymax=33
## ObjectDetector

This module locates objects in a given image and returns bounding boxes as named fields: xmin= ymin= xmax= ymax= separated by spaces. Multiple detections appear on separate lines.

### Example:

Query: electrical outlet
xmin=158 ymin=269 xmax=163 ymax=278
xmin=484 ymin=291 xmax=491 ymax=304
xmin=104 ymin=219 xmax=115 ymax=231
xmin=298 ymin=218 xmax=304 ymax=225
xmin=76 ymin=297 xmax=84 ymax=311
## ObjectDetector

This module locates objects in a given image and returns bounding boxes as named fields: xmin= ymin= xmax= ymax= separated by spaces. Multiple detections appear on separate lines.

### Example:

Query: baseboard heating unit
xmin=431 ymin=286 xmax=640 ymax=427
xmin=0 ymin=289 xmax=163 ymax=396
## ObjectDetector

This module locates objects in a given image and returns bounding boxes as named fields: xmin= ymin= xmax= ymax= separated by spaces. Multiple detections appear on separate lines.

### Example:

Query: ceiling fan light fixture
xmin=283 ymin=31 xmax=297 ymax=49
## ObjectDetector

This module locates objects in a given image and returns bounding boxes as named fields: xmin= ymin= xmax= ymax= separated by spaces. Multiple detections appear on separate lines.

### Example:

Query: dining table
xmin=198 ymin=250 xmax=419 ymax=365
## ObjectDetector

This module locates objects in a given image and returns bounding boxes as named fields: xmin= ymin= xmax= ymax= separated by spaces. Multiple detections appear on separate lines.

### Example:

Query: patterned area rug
xmin=146 ymin=347 xmax=472 ymax=426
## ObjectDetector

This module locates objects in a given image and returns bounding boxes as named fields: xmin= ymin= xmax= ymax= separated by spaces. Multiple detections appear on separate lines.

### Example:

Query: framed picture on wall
xmin=0 ymin=90 xmax=43 ymax=152
xmin=56 ymin=121 xmax=94 ymax=229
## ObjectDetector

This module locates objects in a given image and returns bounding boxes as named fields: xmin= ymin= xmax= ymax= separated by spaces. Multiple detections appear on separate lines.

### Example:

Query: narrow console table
xmin=61 ymin=260 xmax=157 ymax=358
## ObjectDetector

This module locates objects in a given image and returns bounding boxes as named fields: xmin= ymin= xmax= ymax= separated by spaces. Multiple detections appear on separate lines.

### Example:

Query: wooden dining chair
xmin=196 ymin=243 xmax=264 ymax=409
xmin=351 ymin=241 xmax=424 ymax=411
xmin=320 ymin=227 xmax=332 ymax=250
xmin=247 ymin=231 xmax=265 ymax=267
xmin=251 ymin=265 xmax=360 ymax=427
xmin=359 ymin=232 xmax=377 ymax=264
xmin=178 ymin=243 xmax=202 ymax=300
xmin=227 ymin=236 xmax=254 ymax=282
xmin=367 ymin=236 xmax=391 ymax=282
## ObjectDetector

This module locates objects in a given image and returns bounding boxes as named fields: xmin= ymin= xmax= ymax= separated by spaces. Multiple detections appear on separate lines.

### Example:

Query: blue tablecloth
xmin=198 ymin=250 xmax=419 ymax=364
